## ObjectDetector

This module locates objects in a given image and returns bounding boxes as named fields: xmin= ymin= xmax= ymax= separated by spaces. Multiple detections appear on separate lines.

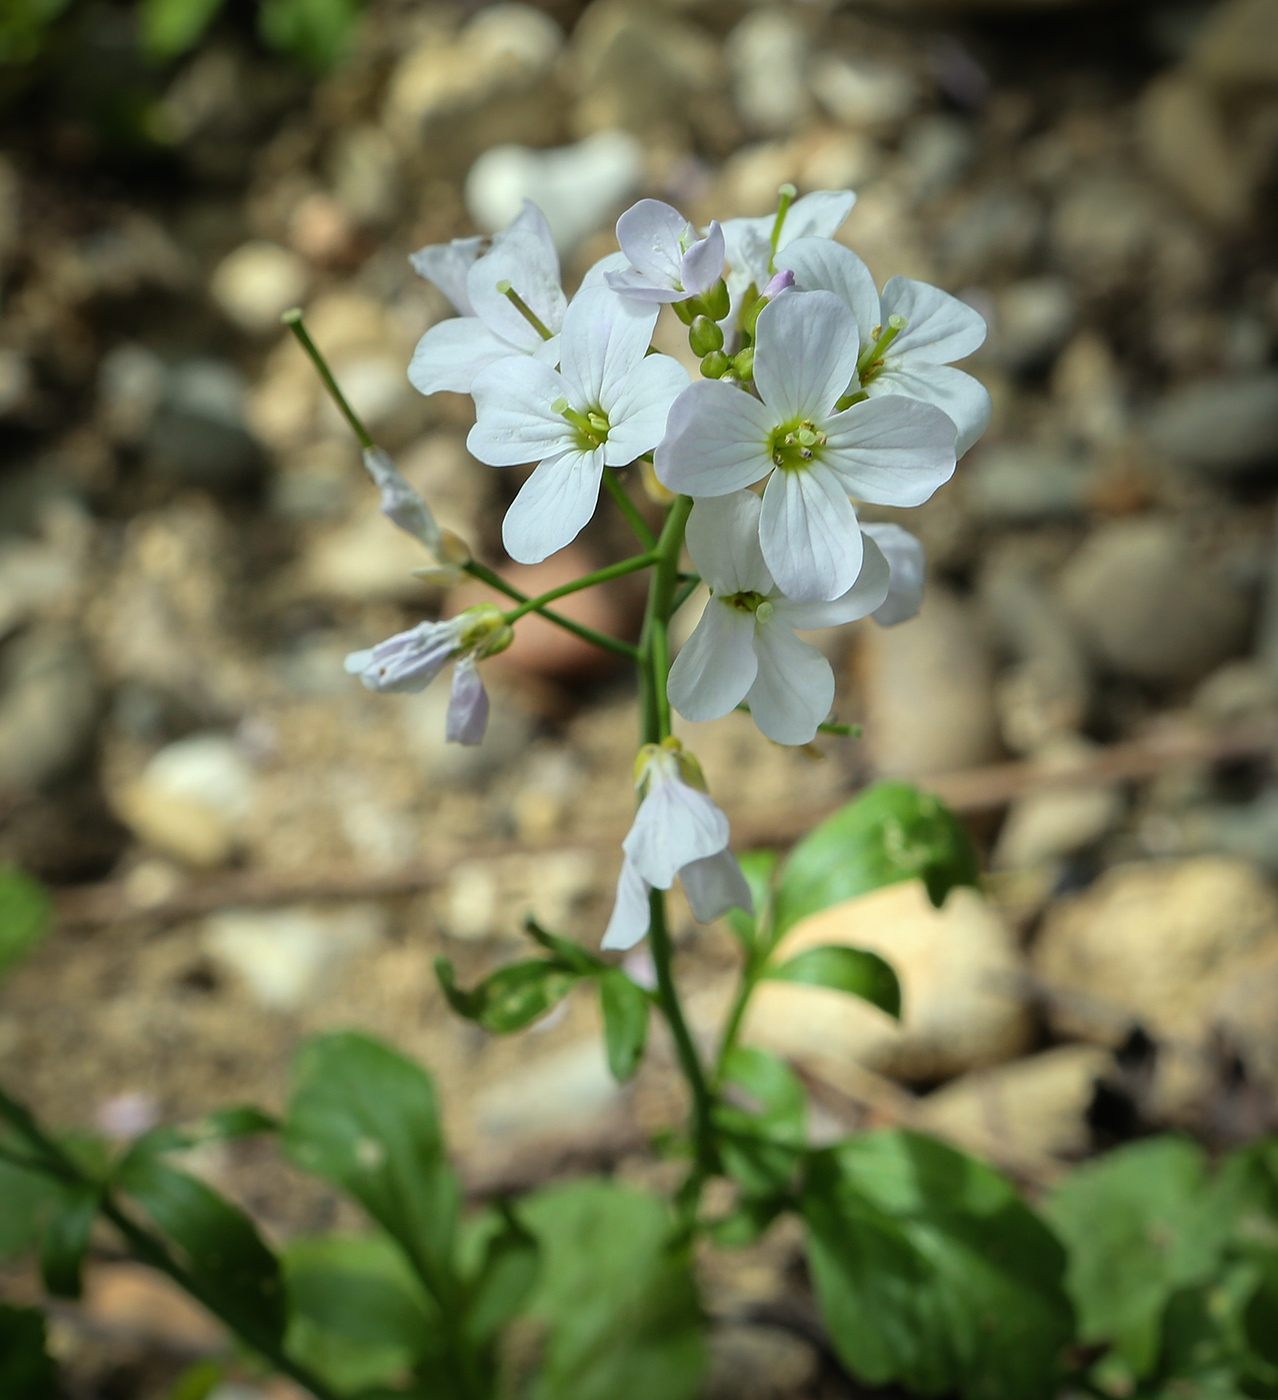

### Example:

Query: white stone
xmin=726 ymin=7 xmax=812 ymax=135
xmin=209 ymin=241 xmax=310 ymax=335
xmin=810 ymin=55 xmax=918 ymax=130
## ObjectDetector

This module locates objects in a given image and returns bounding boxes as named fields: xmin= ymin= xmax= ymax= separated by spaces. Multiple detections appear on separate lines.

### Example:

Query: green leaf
xmin=721 ymin=1045 xmax=805 ymax=1142
xmin=0 ymin=1152 xmax=62 ymax=1260
xmin=524 ymin=919 xmax=605 ymax=975
xmin=774 ymin=783 xmax=978 ymax=936
xmin=282 ymin=1032 xmax=460 ymax=1311
xmin=257 ymin=0 xmax=359 ymax=69
xmin=521 ymin=1180 xmax=705 ymax=1400
xmin=39 ymin=1181 xmax=100 ymax=1298
xmin=0 ymin=1304 xmax=57 ymax=1400
xmin=764 ymin=944 xmax=901 ymax=1018
xmin=163 ymin=1360 xmax=223 ymax=1400
xmin=128 ymin=1106 xmax=276 ymax=1160
xmin=138 ymin=0 xmax=225 ymax=59
xmin=0 ymin=866 xmax=51 ymax=983
xmin=116 ymin=1157 xmax=285 ymax=1347
xmin=283 ymin=1233 xmax=445 ymax=1394
xmin=1046 ymin=1137 xmax=1232 ymax=1377
xmin=598 ymin=971 xmax=649 ymax=1082
xmin=465 ymin=1206 xmax=539 ymax=1347
xmin=802 ymin=1130 xmax=1074 ymax=1400
xmin=724 ymin=850 xmax=778 ymax=952
xmin=436 ymin=957 xmax=580 ymax=1034
xmin=715 ymin=1047 xmax=808 ymax=1197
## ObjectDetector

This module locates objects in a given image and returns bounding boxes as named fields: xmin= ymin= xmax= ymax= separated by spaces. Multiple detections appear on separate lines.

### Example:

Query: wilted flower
xmin=360 ymin=446 xmax=470 ymax=583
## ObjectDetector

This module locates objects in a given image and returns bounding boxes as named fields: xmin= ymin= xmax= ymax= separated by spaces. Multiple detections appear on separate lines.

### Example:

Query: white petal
xmin=747 ymin=621 xmax=835 ymax=745
xmin=667 ymin=598 xmax=759 ymax=723
xmin=680 ymin=849 xmax=753 ymax=924
xmin=777 ymin=189 xmax=857 ymax=248
xmin=879 ymin=276 xmax=987 ymax=363
xmin=467 ymin=229 xmax=566 ymax=353
xmin=362 ymin=446 xmax=440 ymax=549
xmin=579 ymin=250 xmax=628 ymax=290
xmin=776 ymin=236 xmax=880 ymax=353
xmin=604 ymin=269 xmax=685 ymax=304
xmin=821 ymin=395 xmax=957 ymax=507
xmin=445 ymin=659 xmax=489 ymax=745
xmin=684 ymin=491 xmax=772 ymax=595
xmin=505 ymin=200 xmax=557 ymax=260
xmin=409 ymin=318 xmax=518 ymax=397
xmin=409 ymin=234 xmax=486 ymax=315
xmin=754 ymin=290 xmax=861 ymax=423
xmin=624 ymin=777 xmax=730 ymax=889
xmin=720 ymin=214 xmax=773 ymax=286
xmin=775 ymin=530 xmax=890 ymax=629
xmin=654 ymin=380 xmax=776 ymax=496
xmin=602 ymin=856 xmax=653 ymax=952
xmin=616 ymin=199 xmax=688 ymax=287
xmin=861 ymin=522 xmax=926 ymax=627
xmin=602 ymin=353 xmax=688 ymax=466
xmin=680 ymin=220 xmax=726 ymax=297
xmin=560 ymin=286 xmax=659 ymax=409
xmin=468 ymin=357 xmax=573 ymax=466
xmin=759 ymin=466 xmax=864 ymax=603
xmin=501 ymin=447 xmax=605 ymax=564
xmin=869 ymin=362 xmax=991 ymax=458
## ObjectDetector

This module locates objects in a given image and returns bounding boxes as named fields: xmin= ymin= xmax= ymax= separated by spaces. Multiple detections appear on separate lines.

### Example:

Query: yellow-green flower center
xmin=553 ymin=397 xmax=610 ymax=450
xmin=770 ymin=419 xmax=826 ymax=471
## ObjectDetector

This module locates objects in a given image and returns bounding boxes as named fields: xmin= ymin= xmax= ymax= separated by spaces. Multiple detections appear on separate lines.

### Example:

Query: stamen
xmin=496 ymin=280 xmax=553 ymax=341
xmin=856 ymin=313 xmax=907 ymax=380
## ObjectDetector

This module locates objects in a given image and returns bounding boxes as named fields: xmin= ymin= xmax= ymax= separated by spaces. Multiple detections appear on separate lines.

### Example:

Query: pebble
xmin=966 ymin=443 xmax=1092 ymax=522
xmin=1050 ymin=175 xmax=1166 ymax=291
xmin=0 ymin=536 xmax=82 ymax=637
xmin=1146 ymin=371 xmax=1278 ymax=476
xmin=202 ymin=902 xmax=385 ymax=1011
xmin=0 ymin=631 xmax=98 ymax=793
xmin=209 ymin=240 xmax=310 ymax=334
xmin=0 ymin=348 xmax=31 ymax=418
xmin=1057 ymin=517 xmax=1251 ymax=685
xmin=810 ymin=55 xmax=919 ymax=132
xmin=115 ymin=732 xmax=256 ymax=867
xmin=145 ymin=359 xmax=262 ymax=489
xmin=1214 ymin=946 xmax=1278 ymax=1095
xmin=1191 ymin=0 xmax=1278 ymax=89
xmin=464 ymin=131 xmax=644 ymax=256
xmin=992 ymin=737 xmax=1122 ymax=869
xmin=439 ymin=851 xmax=595 ymax=942
xmin=936 ymin=186 xmax=1042 ymax=283
xmin=707 ymin=1324 xmax=821 ymax=1400
xmin=726 ymin=7 xmax=812 ymax=136
xmin=987 ymin=277 xmax=1077 ymax=373
xmin=1139 ymin=72 xmax=1253 ymax=225
xmin=857 ymin=584 xmax=1002 ymax=777
xmin=899 ymin=114 xmax=976 ymax=201
xmin=97 ymin=343 xmax=167 ymax=444
xmin=743 ymin=880 xmax=1034 ymax=1084
xmin=470 ymin=1039 xmax=624 ymax=1151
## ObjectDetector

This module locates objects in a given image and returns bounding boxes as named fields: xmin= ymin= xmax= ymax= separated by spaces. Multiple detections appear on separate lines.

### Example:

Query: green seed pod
xmin=700 ymin=350 xmax=731 ymax=379
xmin=689 ymin=315 xmax=724 ymax=357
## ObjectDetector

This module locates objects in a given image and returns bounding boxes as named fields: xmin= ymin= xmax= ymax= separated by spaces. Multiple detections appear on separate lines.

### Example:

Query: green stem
xmin=639 ymin=495 xmax=694 ymax=742
xmin=282 ymin=310 xmax=373 ymax=452
xmin=0 ymin=1084 xmax=343 ymax=1400
xmin=714 ymin=959 xmax=762 ymax=1085
xmin=503 ymin=552 xmax=656 ymax=623
xmin=463 ymin=559 xmax=638 ymax=662
xmin=602 ymin=470 xmax=658 ymax=550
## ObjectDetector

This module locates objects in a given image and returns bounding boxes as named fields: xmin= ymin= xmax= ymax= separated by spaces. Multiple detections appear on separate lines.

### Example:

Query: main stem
xmin=638 ymin=496 xmax=717 ymax=1178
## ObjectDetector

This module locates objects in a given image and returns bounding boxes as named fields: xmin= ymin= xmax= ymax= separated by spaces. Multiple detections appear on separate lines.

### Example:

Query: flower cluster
xmin=342 ymin=184 xmax=987 ymax=947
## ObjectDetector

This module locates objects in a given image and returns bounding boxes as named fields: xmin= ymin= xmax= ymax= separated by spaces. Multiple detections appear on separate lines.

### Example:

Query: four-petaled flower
xmin=467 ymin=286 xmax=688 ymax=564
xmin=605 ymin=199 xmax=726 ymax=305
xmin=668 ymin=492 xmax=890 ymax=744
xmin=655 ymin=289 xmax=957 ymax=603
xmin=603 ymin=739 xmax=752 ymax=951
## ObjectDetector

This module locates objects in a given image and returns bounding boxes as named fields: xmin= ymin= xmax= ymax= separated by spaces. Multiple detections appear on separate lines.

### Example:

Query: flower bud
xmin=456 ymin=602 xmax=510 ymax=654
xmin=762 ymin=268 xmax=795 ymax=298
xmin=688 ymin=315 xmax=724 ymax=357
xmin=700 ymin=350 xmax=730 ymax=379
xmin=702 ymin=278 xmax=731 ymax=323
xmin=731 ymin=347 xmax=754 ymax=381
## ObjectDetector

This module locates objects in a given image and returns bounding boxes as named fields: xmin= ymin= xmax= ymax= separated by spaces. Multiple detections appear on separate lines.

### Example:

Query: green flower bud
xmin=732 ymin=347 xmax=755 ymax=381
xmin=700 ymin=350 xmax=731 ymax=379
xmin=702 ymin=278 xmax=731 ymax=323
xmin=689 ymin=315 xmax=724 ymax=357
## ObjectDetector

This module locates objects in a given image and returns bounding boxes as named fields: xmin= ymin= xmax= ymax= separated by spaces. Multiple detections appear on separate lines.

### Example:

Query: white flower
xmin=720 ymin=188 xmax=857 ymax=294
xmin=344 ymin=603 xmax=512 ymax=747
xmin=360 ymin=446 xmax=470 ymax=583
xmin=467 ymin=286 xmax=688 ymax=564
xmin=776 ymin=236 xmax=991 ymax=455
xmin=668 ymin=492 xmax=889 ymax=744
xmin=603 ymin=740 xmax=752 ymax=951
xmin=655 ymin=289 xmax=957 ymax=603
xmin=605 ymin=199 xmax=726 ymax=305
xmin=861 ymin=521 xmax=926 ymax=627
xmin=409 ymin=202 xmax=566 ymax=397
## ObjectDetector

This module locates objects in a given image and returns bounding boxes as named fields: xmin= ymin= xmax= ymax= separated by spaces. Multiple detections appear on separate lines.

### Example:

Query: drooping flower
xmin=605 ymin=199 xmax=726 ymax=305
xmin=655 ymin=289 xmax=956 ymax=603
xmin=344 ymin=603 xmax=512 ymax=746
xmin=861 ymin=521 xmax=926 ymax=627
xmin=668 ymin=492 xmax=889 ymax=744
xmin=360 ymin=446 xmax=471 ymax=584
xmin=603 ymin=739 xmax=752 ymax=951
xmin=777 ymin=236 xmax=991 ymax=455
xmin=409 ymin=202 xmax=566 ymax=397
xmin=467 ymin=286 xmax=688 ymax=564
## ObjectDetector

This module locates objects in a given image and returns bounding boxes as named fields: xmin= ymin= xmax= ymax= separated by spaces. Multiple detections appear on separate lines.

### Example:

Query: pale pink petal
xmin=868 ymin=361 xmax=991 ymax=457
xmin=409 ymin=318 xmax=519 ymax=397
xmin=774 ymin=531 xmax=890 ymax=629
xmin=680 ymin=850 xmax=753 ymax=924
xmin=878 ymin=276 xmax=987 ymax=363
xmin=776 ymin=236 xmax=880 ymax=353
xmin=680 ymin=220 xmax=726 ymax=296
xmin=684 ymin=492 xmax=772 ymax=596
xmin=603 ymin=353 xmax=688 ymax=466
xmin=602 ymin=857 xmax=653 ymax=951
xmin=615 ymin=199 xmax=688 ymax=287
xmin=445 ymin=658 xmax=489 ymax=745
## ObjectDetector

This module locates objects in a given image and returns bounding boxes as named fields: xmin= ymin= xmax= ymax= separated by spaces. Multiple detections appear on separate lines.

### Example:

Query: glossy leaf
xmin=0 ymin=1304 xmax=57 ymax=1400
xmin=282 ymin=1032 xmax=460 ymax=1311
xmin=774 ymin=783 xmax=978 ymax=937
xmin=39 ymin=1181 xmax=100 ymax=1298
xmin=0 ymin=866 xmax=51 ymax=983
xmin=802 ymin=1130 xmax=1073 ymax=1400
xmin=116 ymin=1156 xmax=285 ymax=1346
xmin=764 ymin=945 xmax=901 ymax=1019
xmin=598 ymin=971 xmax=649 ymax=1082
xmin=436 ymin=957 xmax=579 ymax=1034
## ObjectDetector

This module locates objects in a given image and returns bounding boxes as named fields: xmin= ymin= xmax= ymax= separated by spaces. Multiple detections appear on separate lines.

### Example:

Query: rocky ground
xmin=2 ymin=0 xmax=1278 ymax=1394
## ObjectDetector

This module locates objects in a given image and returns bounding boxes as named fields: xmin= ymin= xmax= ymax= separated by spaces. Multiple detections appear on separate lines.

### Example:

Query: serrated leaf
xmin=598 ymin=971 xmax=649 ymax=1082
xmin=0 ymin=1304 xmax=57 ymax=1400
xmin=39 ymin=1181 xmax=99 ymax=1299
xmin=521 ymin=1180 xmax=705 ymax=1400
xmin=764 ymin=944 xmax=901 ymax=1018
xmin=724 ymin=850 xmax=779 ymax=952
xmin=774 ymin=783 xmax=978 ymax=937
xmin=282 ymin=1032 xmax=460 ymax=1313
xmin=436 ymin=957 xmax=579 ymax=1034
xmin=0 ymin=866 xmax=51 ymax=983
xmin=802 ymin=1130 xmax=1073 ymax=1400
xmin=116 ymin=1157 xmax=285 ymax=1346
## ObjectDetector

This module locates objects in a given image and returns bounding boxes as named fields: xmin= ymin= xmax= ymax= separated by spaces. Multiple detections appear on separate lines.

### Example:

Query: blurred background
xmin=1 ymin=0 xmax=1277 ymax=1393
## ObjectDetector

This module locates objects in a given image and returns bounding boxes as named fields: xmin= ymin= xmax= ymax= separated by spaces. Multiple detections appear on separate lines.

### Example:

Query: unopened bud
xmin=700 ymin=350 xmax=730 ymax=379
xmin=689 ymin=315 xmax=724 ymax=357
xmin=762 ymin=268 xmax=795 ymax=298
xmin=732 ymin=347 xmax=755 ymax=381
xmin=702 ymin=279 xmax=730 ymax=323
xmin=741 ymin=296 xmax=766 ymax=339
